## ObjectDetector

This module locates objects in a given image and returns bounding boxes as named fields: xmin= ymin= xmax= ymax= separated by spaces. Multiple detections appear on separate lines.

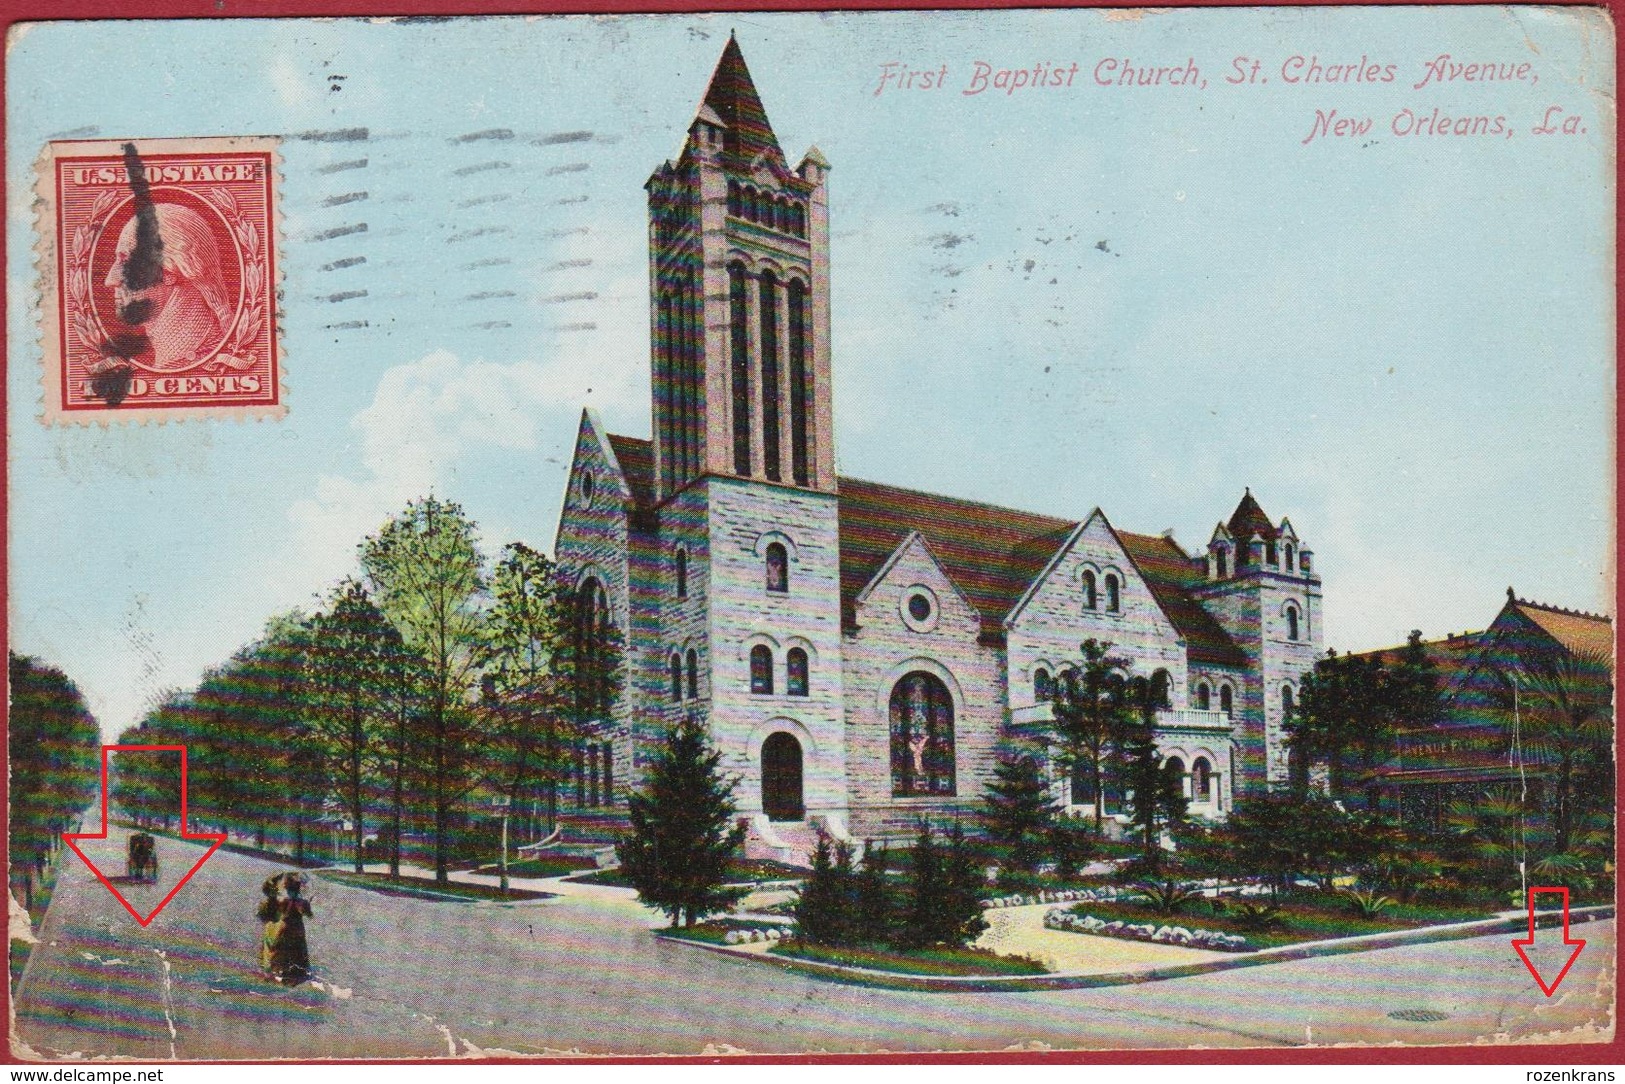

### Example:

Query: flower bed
xmin=1044 ymin=906 xmax=1251 ymax=951
xmin=980 ymin=886 xmax=1128 ymax=909
xmin=770 ymin=941 xmax=1051 ymax=977
xmin=657 ymin=918 xmax=789 ymax=946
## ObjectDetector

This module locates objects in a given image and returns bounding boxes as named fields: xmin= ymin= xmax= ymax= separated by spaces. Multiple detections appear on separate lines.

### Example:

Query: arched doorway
xmin=761 ymin=732 xmax=804 ymax=821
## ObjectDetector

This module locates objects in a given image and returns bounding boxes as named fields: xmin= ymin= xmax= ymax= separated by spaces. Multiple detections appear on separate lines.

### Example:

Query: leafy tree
xmin=1506 ymin=647 xmax=1613 ymax=855
xmin=362 ymin=495 xmax=489 ymax=883
xmin=1048 ymin=639 xmax=1132 ymax=833
xmin=1120 ymin=673 xmax=1186 ymax=869
xmin=981 ymin=752 xmax=1058 ymax=879
xmin=615 ymin=716 xmax=747 ymax=927
xmin=1287 ymin=648 xmax=1392 ymax=799
xmin=479 ymin=542 xmax=579 ymax=837
xmin=895 ymin=821 xmax=987 ymax=949
xmin=1223 ymin=790 xmax=1371 ymax=895
xmin=305 ymin=580 xmax=400 ymax=872
xmin=9 ymin=654 xmax=100 ymax=909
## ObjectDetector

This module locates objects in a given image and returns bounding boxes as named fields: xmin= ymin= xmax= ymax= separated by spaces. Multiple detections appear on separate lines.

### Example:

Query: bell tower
xmin=646 ymin=35 xmax=835 ymax=500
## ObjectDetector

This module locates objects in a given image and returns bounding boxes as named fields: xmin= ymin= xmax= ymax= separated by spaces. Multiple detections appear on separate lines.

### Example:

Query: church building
xmin=553 ymin=39 xmax=1323 ymax=861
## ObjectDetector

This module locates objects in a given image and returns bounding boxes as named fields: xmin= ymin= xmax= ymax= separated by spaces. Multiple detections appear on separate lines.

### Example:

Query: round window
xmin=901 ymin=586 xmax=939 ymax=632
xmin=908 ymin=593 xmax=932 ymax=622
xmin=580 ymin=472 xmax=596 ymax=505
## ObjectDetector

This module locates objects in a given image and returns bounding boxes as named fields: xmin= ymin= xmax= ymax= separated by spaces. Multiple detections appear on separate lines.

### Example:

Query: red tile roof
xmin=1510 ymin=599 xmax=1614 ymax=659
xmin=837 ymin=476 xmax=1073 ymax=643
xmin=602 ymin=433 xmax=1246 ymax=660
xmin=1117 ymin=532 xmax=1250 ymax=667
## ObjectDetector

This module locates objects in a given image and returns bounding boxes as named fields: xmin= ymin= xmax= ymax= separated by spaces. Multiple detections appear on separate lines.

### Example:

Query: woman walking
xmin=259 ymin=872 xmax=314 ymax=985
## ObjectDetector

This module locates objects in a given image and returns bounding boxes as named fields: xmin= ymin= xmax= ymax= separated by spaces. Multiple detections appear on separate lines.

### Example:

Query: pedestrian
xmin=256 ymin=875 xmax=282 ymax=977
xmin=266 ymin=872 xmax=313 ymax=985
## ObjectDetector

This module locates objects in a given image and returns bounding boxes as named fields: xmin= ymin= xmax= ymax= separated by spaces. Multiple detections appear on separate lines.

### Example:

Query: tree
xmin=615 ymin=716 xmax=747 ymax=927
xmin=1287 ymin=648 xmax=1389 ymax=799
xmin=479 ymin=542 xmax=578 ymax=838
xmin=361 ymin=495 xmax=489 ymax=884
xmin=1224 ymin=790 xmax=1371 ymax=895
xmin=305 ymin=580 xmax=400 ymax=873
xmin=981 ymin=752 xmax=1058 ymax=879
xmin=852 ymin=840 xmax=895 ymax=945
xmin=793 ymin=833 xmax=858 ymax=946
xmin=1121 ymin=673 xmax=1187 ymax=869
xmin=895 ymin=821 xmax=987 ymax=949
xmin=9 ymin=654 xmax=100 ymax=909
xmin=1048 ymin=639 xmax=1132 ymax=833
xmin=1507 ymin=647 xmax=1613 ymax=855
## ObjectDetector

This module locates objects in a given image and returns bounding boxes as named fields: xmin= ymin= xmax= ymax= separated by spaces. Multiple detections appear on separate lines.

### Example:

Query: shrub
xmin=1341 ymin=886 xmax=1395 ymax=920
xmin=1230 ymin=900 xmax=1286 ymax=931
xmin=895 ymin=821 xmax=987 ymax=950
xmin=1133 ymin=879 xmax=1202 ymax=916
xmin=1048 ymin=817 xmax=1098 ymax=881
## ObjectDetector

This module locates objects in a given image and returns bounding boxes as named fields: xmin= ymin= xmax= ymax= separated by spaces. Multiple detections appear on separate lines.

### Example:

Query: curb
xmin=662 ymin=905 xmax=1615 ymax=993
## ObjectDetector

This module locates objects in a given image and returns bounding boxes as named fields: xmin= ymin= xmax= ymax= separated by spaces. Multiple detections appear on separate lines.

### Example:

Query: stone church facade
xmin=553 ymin=39 xmax=1323 ymax=859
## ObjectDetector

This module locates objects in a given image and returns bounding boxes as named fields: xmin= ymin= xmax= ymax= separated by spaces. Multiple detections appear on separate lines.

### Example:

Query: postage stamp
xmin=34 ymin=136 xmax=282 ymax=424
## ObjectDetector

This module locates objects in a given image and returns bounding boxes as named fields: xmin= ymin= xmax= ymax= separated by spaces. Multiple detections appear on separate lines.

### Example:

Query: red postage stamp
xmin=35 ymin=136 xmax=283 ymax=423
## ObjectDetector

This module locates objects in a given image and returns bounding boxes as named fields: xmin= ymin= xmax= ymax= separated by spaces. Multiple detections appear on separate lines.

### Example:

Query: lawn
xmin=469 ymin=854 xmax=601 ymax=878
xmin=576 ymin=857 xmax=806 ymax=888
xmin=1062 ymin=892 xmax=1496 ymax=950
xmin=769 ymin=940 xmax=1051 ymax=977
xmin=315 ymin=869 xmax=553 ymax=903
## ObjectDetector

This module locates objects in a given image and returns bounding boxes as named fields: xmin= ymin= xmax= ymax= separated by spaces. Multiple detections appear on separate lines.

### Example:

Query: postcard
xmin=5 ymin=5 xmax=1616 ymax=1063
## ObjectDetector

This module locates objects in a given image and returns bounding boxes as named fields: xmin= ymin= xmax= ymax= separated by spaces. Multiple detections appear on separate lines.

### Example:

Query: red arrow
xmin=62 ymin=745 xmax=226 ymax=927
xmin=1511 ymin=885 xmax=1587 ymax=996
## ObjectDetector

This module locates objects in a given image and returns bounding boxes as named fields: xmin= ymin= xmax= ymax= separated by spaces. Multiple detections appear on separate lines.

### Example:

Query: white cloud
xmin=288 ymin=340 xmax=641 ymax=590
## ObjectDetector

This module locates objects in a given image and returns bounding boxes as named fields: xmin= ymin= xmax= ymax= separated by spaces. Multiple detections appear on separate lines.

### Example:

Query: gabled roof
xmin=605 ymin=434 xmax=655 ymax=509
xmin=1227 ymin=488 xmax=1277 ymax=543
xmin=698 ymin=36 xmax=783 ymax=171
xmin=838 ymin=476 xmax=1071 ymax=642
xmin=1117 ymin=532 xmax=1250 ymax=668
xmin=600 ymin=432 xmax=1250 ymax=660
xmin=1506 ymin=596 xmax=1614 ymax=659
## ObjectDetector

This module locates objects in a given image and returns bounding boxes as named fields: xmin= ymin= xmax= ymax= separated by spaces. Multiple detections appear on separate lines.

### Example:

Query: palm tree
xmin=1507 ymin=648 xmax=1613 ymax=855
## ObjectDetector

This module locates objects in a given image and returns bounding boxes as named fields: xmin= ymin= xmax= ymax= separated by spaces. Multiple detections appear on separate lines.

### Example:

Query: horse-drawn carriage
xmin=126 ymin=833 xmax=158 ymax=883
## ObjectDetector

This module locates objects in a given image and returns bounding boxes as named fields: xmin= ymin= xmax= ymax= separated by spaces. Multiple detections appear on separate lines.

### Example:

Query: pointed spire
xmin=699 ymin=36 xmax=783 ymax=168
xmin=1227 ymin=489 xmax=1277 ymax=543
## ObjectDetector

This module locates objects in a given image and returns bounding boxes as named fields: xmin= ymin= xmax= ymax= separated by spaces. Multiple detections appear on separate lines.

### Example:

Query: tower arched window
xmin=669 ymin=653 xmax=682 ymax=702
xmin=686 ymin=648 xmax=699 ymax=699
xmin=727 ymin=181 xmax=742 ymax=217
xmin=728 ymin=262 xmax=751 ymax=475
xmin=1215 ymin=546 xmax=1228 ymax=579
xmin=1282 ymin=684 xmax=1295 ymax=715
xmin=1195 ymin=682 xmax=1211 ymax=711
xmin=1219 ymin=684 xmax=1233 ymax=715
xmin=759 ymin=271 xmax=782 ymax=481
xmin=1105 ymin=573 xmax=1121 ymax=613
xmin=787 ymin=279 xmax=811 ymax=487
xmin=750 ymin=645 xmax=774 ymax=695
xmin=889 ymin=671 xmax=955 ymax=796
xmin=786 ymin=647 xmax=809 ymax=697
xmin=1283 ymin=543 xmax=1295 ymax=572
xmin=675 ymin=549 xmax=688 ymax=599
xmin=765 ymin=542 xmax=789 ymax=593
xmin=1082 ymin=570 xmax=1098 ymax=610
xmin=1034 ymin=667 xmax=1054 ymax=703
xmin=1285 ymin=603 xmax=1301 ymax=642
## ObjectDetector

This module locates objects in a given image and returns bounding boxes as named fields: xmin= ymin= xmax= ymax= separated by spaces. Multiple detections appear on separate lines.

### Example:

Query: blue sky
xmin=6 ymin=8 xmax=1614 ymax=739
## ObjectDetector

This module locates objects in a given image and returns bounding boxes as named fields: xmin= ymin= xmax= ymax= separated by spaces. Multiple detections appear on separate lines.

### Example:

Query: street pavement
xmin=12 ymin=827 xmax=1616 ymax=1059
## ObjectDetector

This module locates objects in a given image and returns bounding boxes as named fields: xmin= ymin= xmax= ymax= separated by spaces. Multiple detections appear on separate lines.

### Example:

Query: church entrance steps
xmin=743 ymin=815 xmax=820 ymax=867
